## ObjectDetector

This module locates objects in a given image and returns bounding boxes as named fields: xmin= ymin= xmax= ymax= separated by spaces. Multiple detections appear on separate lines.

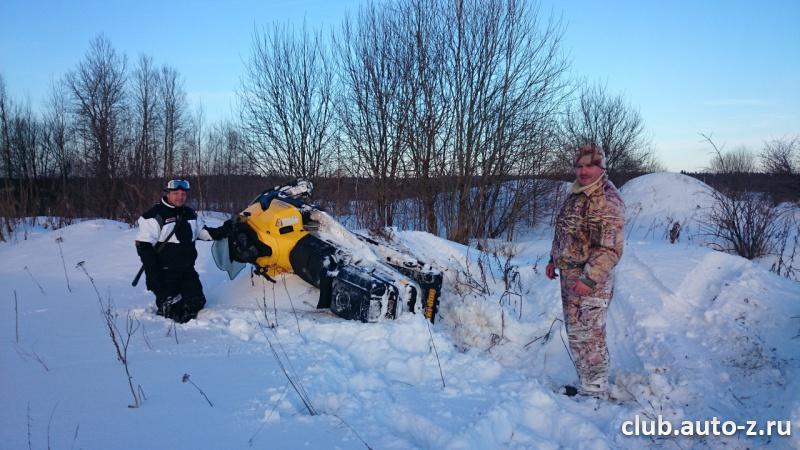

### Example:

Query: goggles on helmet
xmin=166 ymin=179 xmax=191 ymax=191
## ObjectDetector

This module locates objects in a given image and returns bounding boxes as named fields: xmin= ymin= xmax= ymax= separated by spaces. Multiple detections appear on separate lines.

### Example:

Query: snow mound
xmin=620 ymin=172 xmax=715 ymax=240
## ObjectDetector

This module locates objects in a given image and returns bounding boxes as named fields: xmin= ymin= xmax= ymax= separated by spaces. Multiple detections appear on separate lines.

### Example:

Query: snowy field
xmin=1 ymin=173 xmax=798 ymax=449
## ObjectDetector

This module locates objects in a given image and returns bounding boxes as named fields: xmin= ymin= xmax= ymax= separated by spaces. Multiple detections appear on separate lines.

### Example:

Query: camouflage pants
xmin=559 ymin=267 xmax=614 ymax=395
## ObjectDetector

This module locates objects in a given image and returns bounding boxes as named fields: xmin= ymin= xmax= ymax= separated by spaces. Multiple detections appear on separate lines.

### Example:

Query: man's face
xmin=575 ymin=155 xmax=604 ymax=186
xmin=166 ymin=189 xmax=188 ymax=207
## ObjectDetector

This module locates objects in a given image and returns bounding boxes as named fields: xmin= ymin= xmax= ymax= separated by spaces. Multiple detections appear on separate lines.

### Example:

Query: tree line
xmin=1 ymin=0 xmax=659 ymax=243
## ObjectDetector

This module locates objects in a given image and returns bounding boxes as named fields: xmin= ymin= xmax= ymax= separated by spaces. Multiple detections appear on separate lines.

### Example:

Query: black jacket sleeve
xmin=136 ymin=241 xmax=162 ymax=292
xmin=203 ymin=219 xmax=233 ymax=241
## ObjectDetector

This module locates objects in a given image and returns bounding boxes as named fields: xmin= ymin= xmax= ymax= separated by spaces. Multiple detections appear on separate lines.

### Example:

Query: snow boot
xmin=561 ymin=385 xmax=579 ymax=397
xmin=560 ymin=385 xmax=613 ymax=401
xmin=156 ymin=294 xmax=204 ymax=323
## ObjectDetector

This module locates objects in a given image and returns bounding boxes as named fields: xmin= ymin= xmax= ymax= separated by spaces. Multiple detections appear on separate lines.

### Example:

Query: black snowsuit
xmin=135 ymin=198 xmax=226 ymax=323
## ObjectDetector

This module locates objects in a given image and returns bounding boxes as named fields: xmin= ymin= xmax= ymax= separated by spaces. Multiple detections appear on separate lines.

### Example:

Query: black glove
xmin=136 ymin=241 xmax=163 ymax=293
xmin=205 ymin=219 xmax=234 ymax=241
xmin=145 ymin=270 xmax=162 ymax=293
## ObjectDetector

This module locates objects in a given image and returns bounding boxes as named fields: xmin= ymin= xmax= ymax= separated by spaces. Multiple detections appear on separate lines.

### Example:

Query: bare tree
xmin=202 ymin=121 xmax=251 ymax=211
xmin=561 ymin=82 xmax=653 ymax=176
xmin=500 ymin=121 xmax=562 ymax=239
xmin=0 ymin=77 xmax=50 ymax=228
xmin=8 ymin=101 xmax=49 ymax=217
xmin=398 ymin=0 xmax=451 ymax=234
xmin=330 ymin=0 xmax=567 ymax=236
xmin=0 ymin=75 xmax=12 ymax=240
xmin=761 ymin=136 xmax=798 ymax=175
xmin=131 ymin=54 xmax=161 ymax=179
xmin=0 ymin=74 xmax=12 ymax=180
xmin=241 ymin=22 xmax=336 ymax=179
xmin=66 ymin=34 xmax=127 ymax=181
xmin=207 ymin=121 xmax=248 ymax=176
xmin=8 ymin=102 xmax=39 ymax=180
xmin=705 ymin=142 xmax=757 ymax=175
xmin=159 ymin=65 xmax=187 ymax=177
xmin=0 ymin=83 xmax=49 ymax=184
xmin=1 ymin=34 xmax=259 ymax=224
xmin=44 ymin=80 xmax=74 ymax=183
xmin=335 ymin=3 xmax=415 ymax=227
xmin=187 ymin=103 xmax=207 ymax=209
xmin=442 ymin=0 xmax=569 ymax=242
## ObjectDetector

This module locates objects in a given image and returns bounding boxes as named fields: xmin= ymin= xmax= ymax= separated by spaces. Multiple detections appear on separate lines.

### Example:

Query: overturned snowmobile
xmin=211 ymin=179 xmax=442 ymax=323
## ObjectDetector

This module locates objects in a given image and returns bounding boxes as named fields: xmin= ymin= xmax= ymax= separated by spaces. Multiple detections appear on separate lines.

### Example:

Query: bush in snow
xmin=701 ymin=190 xmax=784 ymax=260
xmin=700 ymin=134 xmax=787 ymax=260
xmin=770 ymin=206 xmax=800 ymax=279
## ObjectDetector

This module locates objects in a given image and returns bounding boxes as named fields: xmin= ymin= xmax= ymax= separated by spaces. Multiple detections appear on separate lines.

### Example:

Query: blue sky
xmin=1 ymin=0 xmax=798 ymax=171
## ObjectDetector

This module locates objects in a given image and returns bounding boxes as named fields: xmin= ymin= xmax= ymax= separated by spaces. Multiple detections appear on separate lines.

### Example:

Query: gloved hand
xmin=222 ymin=218 xmax=234 ymax=234
xmin=546 ymin=261 xmax=558 ymax=280
xmin=137 ymin=241 xmax=164 ymax=292
xmin=205 ymin=218 xmax=234 ymax=241
xmin=145 ymin=269 xmax=164 ymax=295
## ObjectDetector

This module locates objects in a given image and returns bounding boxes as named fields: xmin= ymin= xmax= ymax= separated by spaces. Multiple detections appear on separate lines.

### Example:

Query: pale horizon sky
xmin=2 ymin=0 xmax=798 ymax=172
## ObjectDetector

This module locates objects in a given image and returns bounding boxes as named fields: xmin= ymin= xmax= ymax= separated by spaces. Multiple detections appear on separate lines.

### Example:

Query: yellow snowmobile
xmin=211 ymin=179 xmax=442 ymax=323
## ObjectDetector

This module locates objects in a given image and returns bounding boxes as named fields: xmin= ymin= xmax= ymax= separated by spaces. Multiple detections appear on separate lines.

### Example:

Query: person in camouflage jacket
xmin=546 ymin=143 xmax=625 ymax=398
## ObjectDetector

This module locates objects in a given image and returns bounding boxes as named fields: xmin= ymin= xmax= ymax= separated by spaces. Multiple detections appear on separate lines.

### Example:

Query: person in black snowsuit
xmin=135 ymin=179 xmax=229 ymax=323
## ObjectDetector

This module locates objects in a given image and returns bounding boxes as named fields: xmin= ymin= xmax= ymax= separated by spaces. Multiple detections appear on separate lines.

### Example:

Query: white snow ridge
xmin=1 ymin=173 xmax=798 ymax=449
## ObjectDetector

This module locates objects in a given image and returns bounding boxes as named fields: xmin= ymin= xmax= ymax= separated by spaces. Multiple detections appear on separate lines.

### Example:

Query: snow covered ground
xmin=1 ymin=173 xmax=798 ymax=449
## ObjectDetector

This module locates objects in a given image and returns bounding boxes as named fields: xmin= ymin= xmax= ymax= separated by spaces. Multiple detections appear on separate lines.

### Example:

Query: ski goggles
xmin=166 ymin=179 xmax=191 ymax=191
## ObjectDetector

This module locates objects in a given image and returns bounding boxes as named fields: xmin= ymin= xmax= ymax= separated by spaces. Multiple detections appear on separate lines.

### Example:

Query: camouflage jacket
xmin=550 ymin=175 xmax=625 ymax=288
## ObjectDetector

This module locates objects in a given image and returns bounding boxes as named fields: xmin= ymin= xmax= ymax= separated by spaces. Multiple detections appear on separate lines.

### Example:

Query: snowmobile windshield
xmin=211 ymin=238 xmax=247 ymax=280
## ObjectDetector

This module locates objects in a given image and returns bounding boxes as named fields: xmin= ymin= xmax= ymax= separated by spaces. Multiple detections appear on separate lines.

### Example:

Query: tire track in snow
xmin=611 ymin=246 xmax=721 ymax=419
